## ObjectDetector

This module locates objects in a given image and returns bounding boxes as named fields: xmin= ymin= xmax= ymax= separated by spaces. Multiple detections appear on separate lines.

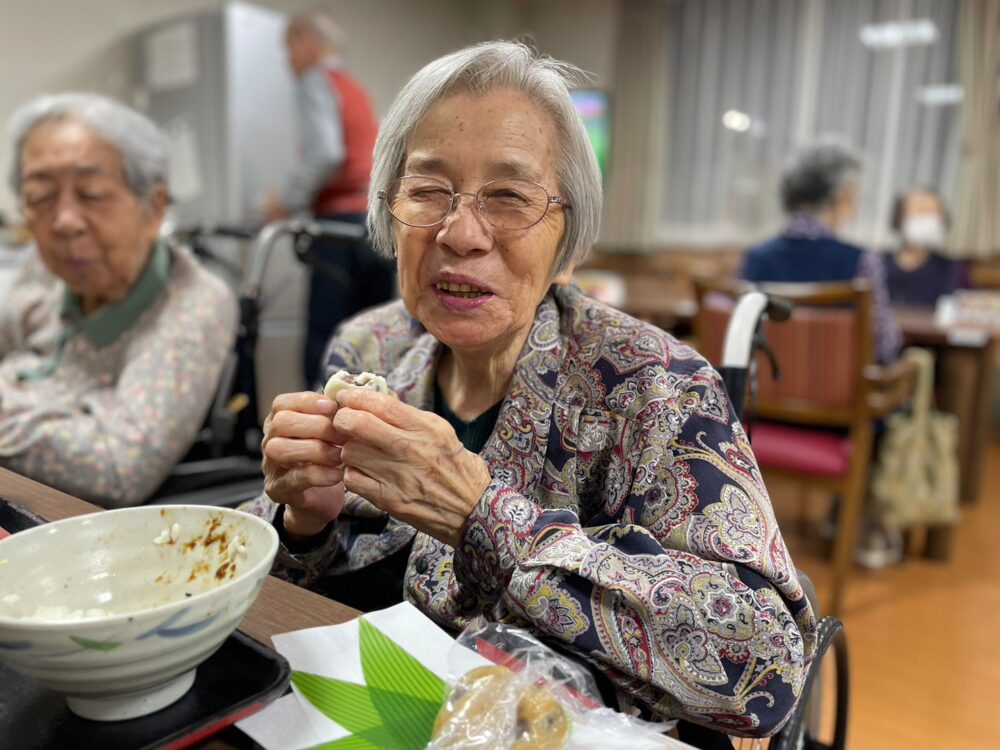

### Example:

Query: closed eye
xmin=24 ymin=191 xmax=56 ymax=207
xmin=408 ymin=187 xmax=451 ymax=199
xmin=79 ymin=191 xmax=110 ymax=203
xmin=484 ymin=188 xmax=531 ymax=205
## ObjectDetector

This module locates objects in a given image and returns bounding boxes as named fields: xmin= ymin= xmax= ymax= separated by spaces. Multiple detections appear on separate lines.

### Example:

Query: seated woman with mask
xmin=0 ymin=94 xmax=238 ymax=507
xmin=245 ymin=41 xmax=816 ymax=740
xmin=883 ymin=187 xmax=968 ymax=308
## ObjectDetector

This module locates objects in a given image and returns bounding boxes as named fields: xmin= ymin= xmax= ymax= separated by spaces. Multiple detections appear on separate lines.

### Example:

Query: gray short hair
xmin=368 ymin=40 xmax=602 ymax=276
xmin=288 ymin=8 xmax=345 ymax=51
xmin=8 ymin=93 xmax=168 ymax=205
xmin=780 ymin=137 xmax=862 ymax=214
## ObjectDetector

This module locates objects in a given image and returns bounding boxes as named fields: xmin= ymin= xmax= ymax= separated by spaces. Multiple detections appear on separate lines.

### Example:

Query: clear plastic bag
xmin=427 ymin=619 xmax=678 ymax=750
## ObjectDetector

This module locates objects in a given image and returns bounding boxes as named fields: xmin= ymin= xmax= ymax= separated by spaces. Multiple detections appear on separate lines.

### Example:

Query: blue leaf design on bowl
xmin=138 ymin=607 xmax=222 ymax=640
xmin=0 ymin=640 xmax=32 ymax=651
xmin=153 ymin=611 xmax=221 ymax=639
xmin=137 ymin=608 xmax=190 ymax=640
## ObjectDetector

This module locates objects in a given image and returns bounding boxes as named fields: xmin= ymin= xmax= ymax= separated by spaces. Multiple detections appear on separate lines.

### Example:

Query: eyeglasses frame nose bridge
xmin=445 ymin=190 xmax=487 ymax=222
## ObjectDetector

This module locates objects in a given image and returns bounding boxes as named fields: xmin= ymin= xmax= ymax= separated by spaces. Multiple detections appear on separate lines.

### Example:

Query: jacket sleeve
xmin=408 ymin=364 xmax=814 ymax=737
xmin=0 ymin=252 xmax=51 ymax=363
xmin=0 ymin=283 xmax=237 ymax=508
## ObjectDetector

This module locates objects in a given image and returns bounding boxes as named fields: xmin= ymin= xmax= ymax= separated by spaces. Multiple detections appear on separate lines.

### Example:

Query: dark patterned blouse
xmin=243 ymin=284 xmax=817 ymax=736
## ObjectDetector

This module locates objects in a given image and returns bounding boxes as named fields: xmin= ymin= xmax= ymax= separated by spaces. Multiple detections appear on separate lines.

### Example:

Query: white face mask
xmin=901 ymin=214 xmax=945 ymax=249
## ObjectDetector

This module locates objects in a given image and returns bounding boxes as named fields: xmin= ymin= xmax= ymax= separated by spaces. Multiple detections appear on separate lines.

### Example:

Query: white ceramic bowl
xmin=0 ymin=505 xmax=278 ymax=721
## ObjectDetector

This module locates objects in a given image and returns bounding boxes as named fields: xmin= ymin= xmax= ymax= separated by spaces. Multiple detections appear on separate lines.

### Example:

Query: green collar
xmin=16 ymin=242 xmax=170 ymax=382
xmin=62 ymin=240 xmax=171 ymax=347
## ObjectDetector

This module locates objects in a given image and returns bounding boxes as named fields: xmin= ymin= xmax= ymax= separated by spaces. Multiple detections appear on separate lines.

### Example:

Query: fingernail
xmin=321 ymin=467 xmax=342 ymax=484
xmin=316 ymin=398 xmax=335 ymax=414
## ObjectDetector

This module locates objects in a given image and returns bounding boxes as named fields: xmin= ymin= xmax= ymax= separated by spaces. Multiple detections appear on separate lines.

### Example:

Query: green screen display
xmin=571 ymin=89 xmax=611 ymax=179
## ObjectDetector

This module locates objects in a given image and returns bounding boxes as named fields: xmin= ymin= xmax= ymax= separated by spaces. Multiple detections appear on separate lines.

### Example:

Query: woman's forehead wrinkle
xmin=23 ymin=163 xmax=110 ymax=182
xmin=404 ymin=155 xmax=543 ymax=185
xmin=403 ymin=155 xmax=447 ymax=174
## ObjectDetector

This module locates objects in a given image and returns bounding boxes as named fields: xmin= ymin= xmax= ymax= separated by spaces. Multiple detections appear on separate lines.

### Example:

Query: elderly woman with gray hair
xmin=741 ymin=138 xmax=901 ymax=362
xmin=0 ymin=94 xmax=237 ymax=507
xmin=247 ymin=41 xmax=816 ymax=740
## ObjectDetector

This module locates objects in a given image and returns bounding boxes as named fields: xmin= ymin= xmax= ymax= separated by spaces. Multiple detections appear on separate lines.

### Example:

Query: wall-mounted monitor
xmin=570 ymin=89 xmax=611 ymax=180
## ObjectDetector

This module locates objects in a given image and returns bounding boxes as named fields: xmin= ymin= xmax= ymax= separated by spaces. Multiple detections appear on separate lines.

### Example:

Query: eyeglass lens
xmin=385 ymin=177 xmax=552 ymax=230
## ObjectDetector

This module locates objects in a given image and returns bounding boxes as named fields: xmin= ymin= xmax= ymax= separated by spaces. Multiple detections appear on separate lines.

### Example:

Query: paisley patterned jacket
xmin=244 ymin=284 xmax=817 ymax=736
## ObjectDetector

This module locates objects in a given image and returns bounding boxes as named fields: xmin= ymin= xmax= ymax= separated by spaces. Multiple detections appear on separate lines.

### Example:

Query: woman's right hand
xmin=262 ymin=392 xmax=346 ymax=540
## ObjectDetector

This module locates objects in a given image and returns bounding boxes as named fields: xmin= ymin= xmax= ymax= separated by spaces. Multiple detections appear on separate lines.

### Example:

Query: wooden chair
xmin=693 ymin=278 xmax=918 ymax=616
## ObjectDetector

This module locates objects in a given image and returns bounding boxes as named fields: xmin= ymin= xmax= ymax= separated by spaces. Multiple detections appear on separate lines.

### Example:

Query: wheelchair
xmin=148 ymin=218 xmax=366 ymax=507
xmin=715 ymin=291 xmax=849 ymax=750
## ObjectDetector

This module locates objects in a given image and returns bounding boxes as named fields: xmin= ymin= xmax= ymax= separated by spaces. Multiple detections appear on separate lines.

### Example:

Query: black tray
xmin=0 ymin=498 xmax=290 ymax=750
xmin=0 ymin=497 xmax=46 ymax=535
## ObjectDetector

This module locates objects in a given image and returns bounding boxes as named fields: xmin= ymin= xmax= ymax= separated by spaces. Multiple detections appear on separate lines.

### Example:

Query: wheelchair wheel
xmin=771 ymin=615 xmax=849 ymax=750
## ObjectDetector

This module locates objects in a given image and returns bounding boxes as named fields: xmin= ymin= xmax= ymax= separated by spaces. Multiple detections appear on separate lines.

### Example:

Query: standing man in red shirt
xmin=266 ymin=9 xmax=395 ymax=388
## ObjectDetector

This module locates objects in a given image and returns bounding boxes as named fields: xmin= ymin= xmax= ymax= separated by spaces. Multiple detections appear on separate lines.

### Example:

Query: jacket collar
xmin=388 ymin=289 xmax=567 ymax=497
xmin=62 ymin=240 xmax=171 ymax=347
xmin=16 ymin=241 xmax=170 ymax=382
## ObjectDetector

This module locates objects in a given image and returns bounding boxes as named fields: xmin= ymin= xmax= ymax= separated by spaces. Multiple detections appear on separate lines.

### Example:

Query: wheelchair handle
xmin=173 ymin=221 xmax=258 ymax=240
xmin=242 ymin=218 xmax=367 ymax=299
xmin=720 ymin=291 xmax=792 ymax=368
xmin=717 ymin=290 xmax=793 ymax=423
xmin=765 ymin=295 xmax=793 ymax=322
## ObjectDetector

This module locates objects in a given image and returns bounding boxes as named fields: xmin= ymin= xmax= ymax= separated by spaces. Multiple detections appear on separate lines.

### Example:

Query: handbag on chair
xmin=870 ymin=347 xmax=960 ymax=530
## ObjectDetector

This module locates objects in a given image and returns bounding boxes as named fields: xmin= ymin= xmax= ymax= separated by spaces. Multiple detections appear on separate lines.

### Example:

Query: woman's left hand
xmin=332 ymin=388 xmax=492 ymax=548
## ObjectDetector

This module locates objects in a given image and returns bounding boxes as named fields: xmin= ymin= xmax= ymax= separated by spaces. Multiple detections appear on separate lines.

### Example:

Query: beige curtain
xmin=599 ymin=0 xmax=669 ymax=252
xmin=950 ymin=0 xmax=1000 ymax=258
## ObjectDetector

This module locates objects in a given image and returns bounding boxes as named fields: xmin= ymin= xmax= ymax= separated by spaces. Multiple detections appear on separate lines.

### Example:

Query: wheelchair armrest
xmin=148 ymin=457 xmax=263 ymax=506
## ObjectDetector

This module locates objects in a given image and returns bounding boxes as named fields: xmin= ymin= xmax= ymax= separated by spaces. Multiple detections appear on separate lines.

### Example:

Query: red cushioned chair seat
xmin=750 ymin=421 xmax=853 ymax=478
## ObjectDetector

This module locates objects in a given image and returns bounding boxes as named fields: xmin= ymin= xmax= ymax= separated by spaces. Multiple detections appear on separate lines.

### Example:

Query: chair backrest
xmin=694 ymin=277 xmax=875 ymax=429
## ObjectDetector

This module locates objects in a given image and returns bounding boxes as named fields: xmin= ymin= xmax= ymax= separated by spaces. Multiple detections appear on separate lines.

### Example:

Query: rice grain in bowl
xmin=0 ymin=505 xmax=278 ymax=721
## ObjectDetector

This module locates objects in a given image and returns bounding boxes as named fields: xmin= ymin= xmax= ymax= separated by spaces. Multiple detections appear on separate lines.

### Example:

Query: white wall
xmin=521 ymin=0 xmax=620 ymax=88
xmin=458 ymin=0 xmax=620 ymax=87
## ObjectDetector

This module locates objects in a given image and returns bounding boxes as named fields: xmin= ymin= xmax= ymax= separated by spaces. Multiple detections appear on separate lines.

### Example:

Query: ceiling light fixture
xmin=915 ymin=84 xmax=964 ymax=106
xmin=859 ymin=18 xmax=938 ymax=49
xmin=722 ymin=109 xmax=752 ymax=132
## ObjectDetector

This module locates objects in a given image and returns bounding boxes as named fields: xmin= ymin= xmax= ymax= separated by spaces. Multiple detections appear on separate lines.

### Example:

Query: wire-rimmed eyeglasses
xmin=377 ymin=176 xmax=571 ymax=231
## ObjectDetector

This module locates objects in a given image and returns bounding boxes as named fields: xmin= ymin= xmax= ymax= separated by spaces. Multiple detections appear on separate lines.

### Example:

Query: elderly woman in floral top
xmin=0 ymin=94 xmax=237 ymax=506
xmin=246 ymin=41 xmax=816 ymax=741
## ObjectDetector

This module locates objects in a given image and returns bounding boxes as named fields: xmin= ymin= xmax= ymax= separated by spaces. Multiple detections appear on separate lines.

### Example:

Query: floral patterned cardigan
xmin=243 ymin=283 xmax=817 ymax=736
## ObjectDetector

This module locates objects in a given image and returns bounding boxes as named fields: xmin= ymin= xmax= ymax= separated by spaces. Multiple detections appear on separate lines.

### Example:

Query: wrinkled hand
xmin=333 ymin=388 xmax=492 ymax=548
xmin=262 ymin=392 xmax=346 ymax=540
